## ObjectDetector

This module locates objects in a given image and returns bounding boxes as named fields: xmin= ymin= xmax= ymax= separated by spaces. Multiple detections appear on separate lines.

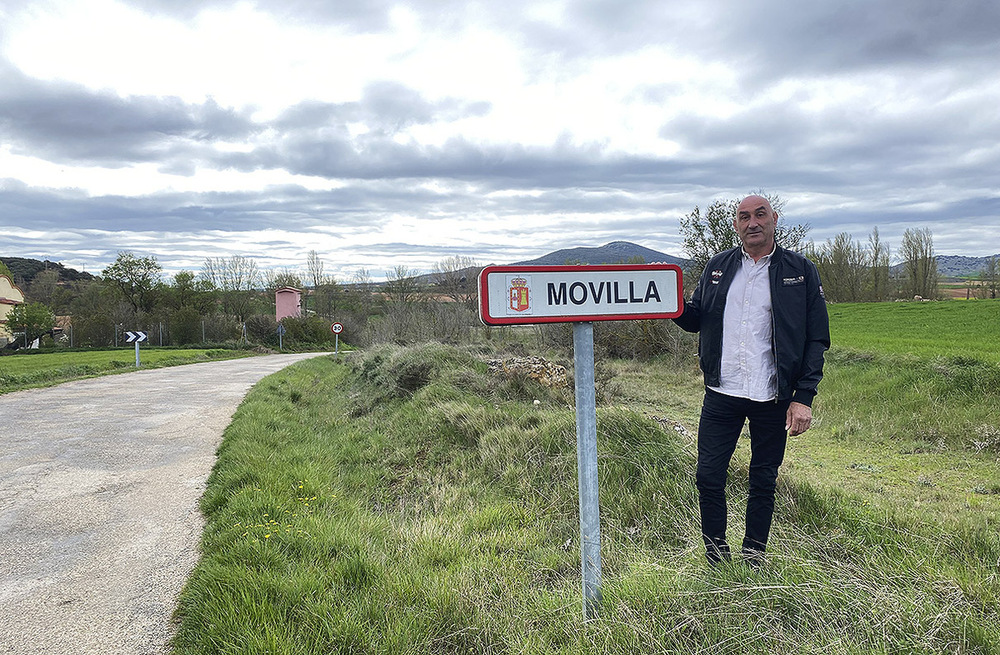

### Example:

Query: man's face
xmin=734 ymin=196 xmax=777 ymax=253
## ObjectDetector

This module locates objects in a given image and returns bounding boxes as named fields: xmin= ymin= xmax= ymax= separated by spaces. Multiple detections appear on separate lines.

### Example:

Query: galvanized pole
xmin=134 ymin=340 xmax=141 ymax=368
xmin=573 ymin=321 xmax=602 ymax=620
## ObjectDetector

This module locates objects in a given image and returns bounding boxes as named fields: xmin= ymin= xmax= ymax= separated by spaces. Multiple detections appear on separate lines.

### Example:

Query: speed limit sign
xmin=331 ymin=322 xmax=343 ymax=334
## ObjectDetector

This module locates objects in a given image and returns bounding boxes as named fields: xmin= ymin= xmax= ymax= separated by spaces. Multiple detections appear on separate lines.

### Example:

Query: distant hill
xmin=934 ymin=254 xmax=999 ymax=278
xmin=514 ymin=241 xmax=690 ymax=267
xmin=889 ymin=254 xmax=999 ymax=279
xmin=0 ymin=257 xmax=96 ymax=284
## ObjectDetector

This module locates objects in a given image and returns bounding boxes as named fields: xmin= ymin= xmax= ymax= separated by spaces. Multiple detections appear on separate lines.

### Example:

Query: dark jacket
xmin=673 ymin=245 xmax=830 ymax=406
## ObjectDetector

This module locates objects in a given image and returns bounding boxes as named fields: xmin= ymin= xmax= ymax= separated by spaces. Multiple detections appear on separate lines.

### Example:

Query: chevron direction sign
xmin=125 ymin=331 xmax=148 ymax=343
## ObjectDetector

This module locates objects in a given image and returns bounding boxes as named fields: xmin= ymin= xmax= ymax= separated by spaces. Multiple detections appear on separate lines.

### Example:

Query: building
xmin=0 ymin=274 xmax=26 ymax=346
xmin=275 ymin=286 xmax=302 ymax=322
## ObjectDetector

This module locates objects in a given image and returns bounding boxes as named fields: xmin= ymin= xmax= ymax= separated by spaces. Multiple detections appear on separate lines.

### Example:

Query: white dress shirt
xmin=709 ymin=247 xmax=777 ymax=402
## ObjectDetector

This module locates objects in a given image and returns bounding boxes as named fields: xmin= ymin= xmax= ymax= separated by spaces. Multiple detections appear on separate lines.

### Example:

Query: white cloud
xmin=1 ymin=0 xmax=999 ymax=280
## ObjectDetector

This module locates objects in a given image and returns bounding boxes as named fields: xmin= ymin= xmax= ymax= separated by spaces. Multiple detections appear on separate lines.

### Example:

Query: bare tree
xmin=978 ymin=256 xmax=998 ymax=299
xmin=431 ymin=255 xmax=480 ymax=310
xmin=383 ymin=265 xmax=420 ymax=304
xmin=866 ymin=227 xmax=891 ymax=301
xmin=265 ymin=268 xmax=303 ymax=292
xmin=307 ymin=250 xmax=326 ymax=288
xmin=899 ymin=228 xmax=939 ymax=300
xmin=200 ymin=255 xmax=261 ymax=321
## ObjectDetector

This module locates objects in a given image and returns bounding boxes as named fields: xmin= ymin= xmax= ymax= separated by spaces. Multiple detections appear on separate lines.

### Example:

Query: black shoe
xmin=705 ymin=539 xmax=732 ymax=565
xmin=741 ymin=547 xmax=765 ymax=569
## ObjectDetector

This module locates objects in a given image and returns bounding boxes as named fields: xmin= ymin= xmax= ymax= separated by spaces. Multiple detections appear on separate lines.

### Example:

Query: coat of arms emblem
xmin=508 ymin=277 xmax=530 ymax=312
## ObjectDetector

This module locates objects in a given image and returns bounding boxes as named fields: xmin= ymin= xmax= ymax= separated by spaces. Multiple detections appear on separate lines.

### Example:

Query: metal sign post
xmin=125 ymin=331 xmax=148 ymax=367
xmin=331 ymin=322 xmax=343 ymax=354
xmin=277 ymin=323 xmax=286 ymax=351
xmin=478 ymin=264 xmax=682 ymax=621
xmin=573 ymin=321 xmax=602 ymax=619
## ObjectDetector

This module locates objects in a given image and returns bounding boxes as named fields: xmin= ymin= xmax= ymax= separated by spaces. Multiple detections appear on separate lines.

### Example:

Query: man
xmin=673 ymin=195 xmax=830 ymax=565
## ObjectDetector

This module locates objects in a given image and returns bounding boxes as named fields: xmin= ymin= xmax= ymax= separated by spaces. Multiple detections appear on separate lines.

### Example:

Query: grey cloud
xmin=0 ymin=62 xmax=258 ymax=166
xmin=722 ymin=0 xmax=1000 ymax=75
xmin=275 ymin=83 xmax=491 ymax=133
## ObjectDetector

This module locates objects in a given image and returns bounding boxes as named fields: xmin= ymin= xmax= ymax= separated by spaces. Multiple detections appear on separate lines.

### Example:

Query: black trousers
xmin=696 ymin=388 xmax=790 ymax=562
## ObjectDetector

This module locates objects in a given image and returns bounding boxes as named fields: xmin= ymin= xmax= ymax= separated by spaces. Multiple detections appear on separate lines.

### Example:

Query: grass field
xmin=173 ymin=314 xmax=1000 ymax=654
xmin=0 ymin=348 xmax=254 ymax=394
xmin=827 ymin=299 xmax=1000 ymax=363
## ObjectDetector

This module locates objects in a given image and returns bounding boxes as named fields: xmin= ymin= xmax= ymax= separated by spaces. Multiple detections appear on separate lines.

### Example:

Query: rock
xmin=487 ymin=356 xmax=569 ymax=388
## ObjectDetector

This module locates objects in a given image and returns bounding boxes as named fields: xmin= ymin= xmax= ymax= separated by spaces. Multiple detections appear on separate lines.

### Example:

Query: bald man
xmin=673 ymin=195 xmax=830 ymax=565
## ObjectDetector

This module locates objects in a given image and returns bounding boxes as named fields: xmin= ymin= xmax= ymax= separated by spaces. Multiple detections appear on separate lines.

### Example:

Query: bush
xmin=170 ymin=307 xmax=203 ymax=345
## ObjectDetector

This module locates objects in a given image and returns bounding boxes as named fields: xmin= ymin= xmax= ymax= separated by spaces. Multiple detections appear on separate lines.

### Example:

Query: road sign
xmin=478 ymin=264 xmax=683 ymax=325
xmin=331 ymin=322 xmax=343 ymax=334
xmin=124 ymin=331 xmax=148 ymax=343
xmin=478 ymin=263 xmax=684 ymax=620
xmin=276 ymin=324 xmax=286 ymax=336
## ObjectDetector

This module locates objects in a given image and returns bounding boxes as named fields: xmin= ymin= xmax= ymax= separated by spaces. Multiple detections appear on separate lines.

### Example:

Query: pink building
xmin=275 ymin=286 xmax=302 ymax=322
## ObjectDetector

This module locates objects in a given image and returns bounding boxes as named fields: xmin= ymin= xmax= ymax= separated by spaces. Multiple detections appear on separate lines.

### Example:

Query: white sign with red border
xmin=331 ymin=322 xmax=343 ymax=334
xmin=478 ymin=264 xmax=683 ymax=325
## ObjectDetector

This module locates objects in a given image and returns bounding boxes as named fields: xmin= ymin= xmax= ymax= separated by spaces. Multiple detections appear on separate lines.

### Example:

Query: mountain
xmin=934 ymin=254 xmax=999 ymax=278
xmin=514 ymin=241 xmax=690 ymax=267
xmin=0 ymin=257 xmax=95 ymax=284
xmin=408 ymin=241 xmax=688 ymax=287
xmin=888 ymin=254 xmax=999 ymax=279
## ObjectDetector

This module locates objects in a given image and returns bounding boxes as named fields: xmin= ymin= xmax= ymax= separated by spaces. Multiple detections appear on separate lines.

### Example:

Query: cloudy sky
xmin=1 ymin=0 xmax=998 ymax=281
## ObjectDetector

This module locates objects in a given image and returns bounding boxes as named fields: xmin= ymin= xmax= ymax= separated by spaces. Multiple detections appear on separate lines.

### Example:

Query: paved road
xmin=0 ymin=353 xmax=331 ymax=654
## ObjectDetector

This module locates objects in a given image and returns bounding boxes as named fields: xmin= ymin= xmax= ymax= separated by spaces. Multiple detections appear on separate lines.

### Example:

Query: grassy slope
xmin=804 ymin=301 xmax=1000 ymax=530
xmin=173 ymin=342 xmax=999 ymax=655
xmin=0 ymin=348 xmax=255 ymax=394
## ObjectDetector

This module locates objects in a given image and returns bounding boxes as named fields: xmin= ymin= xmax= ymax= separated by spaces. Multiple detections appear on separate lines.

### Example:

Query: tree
xmin=866 ymin=227 xmax=892 ymax=302
xmin=679 ymin=194 xmax=808 ymax=285
xmin=978 ymin=256 xmax=998 ymax=299
xmin=7 ymin=302 xmax=55 ymax=347
xmin=200 ymin=255 xmax=261 ymax=321
xmin=265 ymin=269 xmax=303 ymax=293
xmin=27 ymin=269 xmax=60 ymax=307
xmin=431 ymin=255 xmax=480 ymax=311
xmin=899 ymin=228 xmax=938 ymax=299
xmin=307 ymin=250 xmax=327 ymax=288
xmin=810 ymin=233 xmax=867 ymax=302
xmin=102 ymin=251 xmax=162 ymax=314
xmin=383 ymin=265 xmax=420 ymax=304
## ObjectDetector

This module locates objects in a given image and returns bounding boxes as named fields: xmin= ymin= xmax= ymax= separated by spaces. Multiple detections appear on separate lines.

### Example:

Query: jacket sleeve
xmin=791 ymin=261 xmax=831 ymax=406
xmin=671 ymin=275 xmax=704 ymax=333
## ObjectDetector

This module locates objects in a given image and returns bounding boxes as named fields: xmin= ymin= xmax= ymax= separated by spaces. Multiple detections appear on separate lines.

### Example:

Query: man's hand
xmin=785 ymin=401 xmax=812 ymax=436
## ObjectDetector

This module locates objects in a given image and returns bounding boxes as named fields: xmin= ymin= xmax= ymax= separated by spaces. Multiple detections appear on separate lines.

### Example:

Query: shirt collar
xmin=741 ymin=243 xmax=776 ymax=264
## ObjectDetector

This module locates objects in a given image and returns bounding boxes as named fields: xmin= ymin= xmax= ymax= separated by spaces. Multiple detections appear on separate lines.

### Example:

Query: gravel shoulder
xmin=0 ymin=353 xmax=331 ymax=655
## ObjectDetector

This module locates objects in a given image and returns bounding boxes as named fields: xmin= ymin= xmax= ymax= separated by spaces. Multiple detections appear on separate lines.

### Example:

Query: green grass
xmin=803 ymin=300 xmax=1000 ymax=531
xmin=0 ymin=348 xmax=255 ymax=394
xmin=827 ymin=300 xmax=1000 ymax=363
xmin=173 ymin=343 xmax=999 ymax=654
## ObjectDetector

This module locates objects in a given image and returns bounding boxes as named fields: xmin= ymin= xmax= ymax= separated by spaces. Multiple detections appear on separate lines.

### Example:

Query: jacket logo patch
xmin=782 ymin=275 xmax=805 ymax=286
xmin=710 ymin=269 xmax=724 ymax=285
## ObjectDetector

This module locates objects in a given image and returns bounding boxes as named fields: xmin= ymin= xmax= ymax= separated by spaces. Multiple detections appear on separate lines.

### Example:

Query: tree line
xmin=2 ymin=251 xmax=483 ymax=350
xmin=679 ymin=197 xmax=998 ymax=303
xmin=4 ymin=198 xmax=996 ymax=353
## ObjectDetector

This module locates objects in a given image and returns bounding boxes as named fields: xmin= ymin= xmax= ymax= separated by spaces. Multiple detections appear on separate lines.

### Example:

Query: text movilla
xmin=479 ymin=264 xmax=683 ymax=325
